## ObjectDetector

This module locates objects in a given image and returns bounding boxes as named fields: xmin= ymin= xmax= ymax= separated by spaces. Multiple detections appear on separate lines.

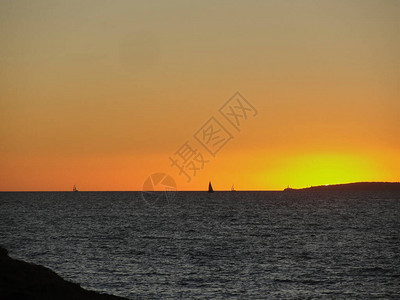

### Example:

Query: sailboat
xmin=231 ymin=184 xmax=236 ymax=192
xmin=208 ymin=181 xmax=214 ymax=193
xmin=73 ymin=184 xmax=78 ymax=192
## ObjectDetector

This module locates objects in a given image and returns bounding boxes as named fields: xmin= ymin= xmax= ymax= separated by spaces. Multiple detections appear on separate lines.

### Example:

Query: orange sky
xmin=0 ymin=1 xmax=399 ymax=191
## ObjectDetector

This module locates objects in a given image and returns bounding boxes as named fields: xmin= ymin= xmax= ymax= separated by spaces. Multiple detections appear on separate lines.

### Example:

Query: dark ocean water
xmin=0 ymin=191 xmax=399 ymax=299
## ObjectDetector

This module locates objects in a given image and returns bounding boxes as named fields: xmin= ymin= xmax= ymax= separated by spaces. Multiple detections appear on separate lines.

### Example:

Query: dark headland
xmin=284 ymin=182 xmax=400 ymax=192
xmin=0 ymin=246 xmax=128 ymax=300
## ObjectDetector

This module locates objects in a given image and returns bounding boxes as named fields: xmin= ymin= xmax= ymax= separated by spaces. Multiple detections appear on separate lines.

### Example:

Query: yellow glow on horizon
xmin=264 ymin=152 xmax=385 ymax=189
xmin=0 ymin=1 xmax=399 ymax=191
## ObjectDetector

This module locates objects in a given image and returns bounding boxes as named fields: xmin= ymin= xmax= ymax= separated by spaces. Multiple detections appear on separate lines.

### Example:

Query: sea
xmin=0 ymin=191 xmax=399 ymax=299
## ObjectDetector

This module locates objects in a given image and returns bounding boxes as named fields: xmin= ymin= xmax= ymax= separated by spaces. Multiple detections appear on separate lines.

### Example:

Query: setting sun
xmin=1 ymin=2 xmax=399 ymax=299
xmin=0 ymin=1 xmax=399 ymax=191
xmin=271 ymin=152 xmax=383 ymax=189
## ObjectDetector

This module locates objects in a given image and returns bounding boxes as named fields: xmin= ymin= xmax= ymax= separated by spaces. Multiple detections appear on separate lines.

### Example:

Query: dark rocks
xmin=0 ymin=246 xmax=128 ymax=300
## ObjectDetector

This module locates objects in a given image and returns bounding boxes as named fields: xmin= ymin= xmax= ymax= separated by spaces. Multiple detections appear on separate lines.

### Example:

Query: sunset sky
xmin=1 ymin=1 xmax=399 ymax=191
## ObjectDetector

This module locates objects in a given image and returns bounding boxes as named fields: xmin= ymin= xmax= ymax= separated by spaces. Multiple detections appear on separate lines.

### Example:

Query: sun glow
xmin=260 ymin=152 xmax=385 ymax=190
xmin=0 ymin=1 xmax=399 ymax=191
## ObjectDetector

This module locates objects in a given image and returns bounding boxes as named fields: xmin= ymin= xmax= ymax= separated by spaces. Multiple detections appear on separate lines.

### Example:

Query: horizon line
xmin=1 ymin=181 xmax=400 ymax=193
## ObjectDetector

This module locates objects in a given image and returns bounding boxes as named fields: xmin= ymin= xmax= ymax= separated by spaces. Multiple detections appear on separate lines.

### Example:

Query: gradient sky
xmin=1 ymin=1 xmax=399 ymax=191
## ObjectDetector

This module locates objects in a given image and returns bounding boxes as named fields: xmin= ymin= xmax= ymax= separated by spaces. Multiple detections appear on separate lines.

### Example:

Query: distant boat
xmin=73 ymin=184 xmax=78 ymax=192
xmin=231 ymin=184 xmax=236 ymax=192
xmin=208 ymin=181 xmax=214 ymax=193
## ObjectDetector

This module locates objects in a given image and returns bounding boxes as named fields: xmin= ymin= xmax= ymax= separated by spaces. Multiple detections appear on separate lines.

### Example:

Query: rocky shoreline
xmin=284 ymin=182 xmax=400 ymax=192
xmin=0 ymin=246 xmax=128 ymax=300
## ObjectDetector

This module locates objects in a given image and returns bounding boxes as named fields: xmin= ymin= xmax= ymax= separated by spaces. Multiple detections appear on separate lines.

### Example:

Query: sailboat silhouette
xmin=208 ymin=181 xmax=214 ymax=193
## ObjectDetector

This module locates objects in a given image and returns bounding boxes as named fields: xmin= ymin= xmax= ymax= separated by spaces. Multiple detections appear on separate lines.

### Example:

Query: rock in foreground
xmin=0 ymin=246 xmax=128 ymax=300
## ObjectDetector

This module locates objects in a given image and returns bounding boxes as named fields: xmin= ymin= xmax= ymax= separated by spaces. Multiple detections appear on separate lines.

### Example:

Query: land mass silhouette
xmin=0 ymin=246 xmax=127 ymax=300
xmin=284 ymin=182 xmax=400 ymax=192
